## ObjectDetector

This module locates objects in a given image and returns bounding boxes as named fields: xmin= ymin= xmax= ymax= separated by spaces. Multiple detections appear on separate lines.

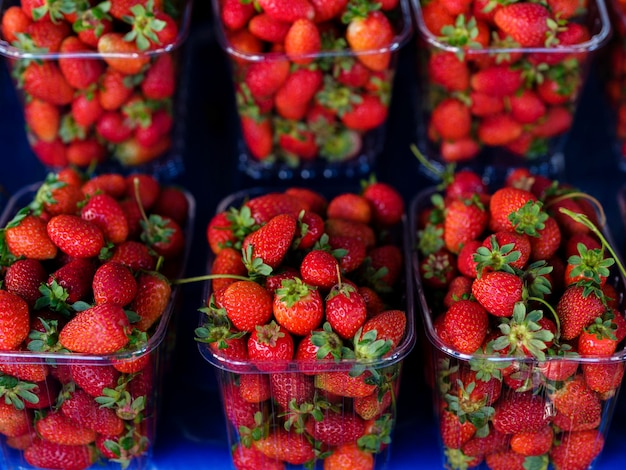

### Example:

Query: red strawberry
xmin=329 ymin=235 xmax=367 ymax=273
xmin=440 ymin=408 xmax=476 ymax=449
xmin=61 ymin=389 xmax=124 ymax=436
xmin=58 ymin=36 xmax=104 ymax=89
xmin=582 ymin=362 xmax=625 ymax=394
xmin=221 ymin=0 xmax=255 ymax=30
xmin=241 ymin=115 xmax=273 ymax=161
xmin=24 ymin=98 xmax=60 ymax=142
xmin=210 ymin=247 xmax=247 ymax=293
xmin=70 ymin=364 xmax=120 ymax=397
xmin=323 ymin=442 xmax=374 ymax=469
xmin=477 ymin=114 xmax=523 ymax=146
xmin=314 ymin=370 xmax=377 ymax=397
xmin=360 ymin=309 xmax=406 ymax=354
xmin=98 ymin=32 xmax=150 ymax=75
xmin=300 ymin=249 xmax=340 ymax=290
xmin=341 ymin=94 xmax=388 ymax=131
xmin=231 ymin=444 xmax=285 ymax=470
xmin=494 ymin=3 xmax=551 ymax=47
xmin=275 ymin=68 xmax=323 ymax=120
xmin=470 ymin=66 xmax=523 ymax=97
xmin=59 ymin=304 xmax=130 ymax=354
xmin=247 ymin=321 xmax=295 ymax=371
xmin=4 ymin=258 xmax=47 ymax=308
xmin=492 ymin=392 xmax=552 ymax=434
xmin=1 ymin=6 xmax=31 ymax=43
xmin=109 ymin=240 xmax=156 ymax=271
xmin=81 ymin=193 xmax=129 ymax=244
xmin=488 ymin=187 xmax=537 ymax=233
xmin=248 ymin=12 xmax=291 ymax=42
xmin=269 ymin=372 xmax=315 ymax=409
xmin=239 ymin=374 xmax=271 ymax=403
xmin=218 ymin=280 xmax=273 ymax=332
xmin=285 ymin=18 xmax=320 ymax=65
xmin=273 ymin=278 xmax=324 ymax=336
xmin=428 ymin=51 xmax=470 ymax=92
xmin=66 ymin=139 xmax=107 ymax=167
xmin=326 ymin=281 xmax=367 ymax=339
xmin=509 ymin=425 xmax=553 ymax=456
xmin=469 ymin=92 xmax=504 ymax=117
xmin=443 ymin=196 xmax=488 ymax=254
xmin=23 ymin=18 xmax=71 ymax=52
xmin=325 ymin=218 xmax=375 ymax=247
xmin=81 ymin=173 xmax=126 ymax=198
xmin=484 ymin=451 xmax=527 ymax=470
xmin=431 ymin=98 xmax=471 ymax=141
xmin=73 ymin=3 xmax=114 ymax=47
xmin=304 ymin=413 xmax=365 ymax=446
xmin=24 ymin=441 xmax=96 ymax=470
xmin=0 ymin=356 xmax=48 ymax=382
xmin=242 ymin=213 xmax=297 ymax=269
xmin=509 ymin=89 xmax=546 ymax=124
xmin=550 ymin=430 xmax=604 ymax=470
xmin=472 ymin=272 xmax=523 ymax=317
xmin=22 ymin=61 xmax=74 ymax=106
xmin=0 ymin=401 xmax=31 ymax=437
xmin=441 ymin=300 xmax=488 ymax=354
xmin=345 ymin=10 xmax=394 ymax=72
xmin=96 ymin=111 xmax=134 ymax=143
xmin=310 ymin=0 xmax=348 ymax=22
xmin=366 ymin=244 xmax=403 ymax=287
xmin=141 ymin=215 xmax=185 ymax=259
xmin=36 ymin=412 xmax=97 ymax=445
xmin=327 ymin=193 xmax=372 ymax=225
xmin=46 ymin=258 xmax=96 ymax=305
xmin=92 ymin=261 xmax=137 ymax=306
xmin=556 ymin=286 xmax=605 ymax=340
xmin=0 ymin=291 xmax=30 ymax=350
xmin=552 ymin=375 xmax=602 ymax=431
xmin=141 ymin=54 xmax=175 ymax=100
xmin=131 ymin=271 xmax=171 ymax=332
xmin=256 ymin=0 xmax=315 ymax=23
xmin=253 ymin=429 xmax=315 ymax=465
xmin=361 ymin=180 xmax=404 ymax=227
xmin=244 ymin=59 xmax=290 ymax=99
xmin=99 ymin=68 xmax=133 ymax=111
xmin=47 ymin=214 xmax=105 ymax=258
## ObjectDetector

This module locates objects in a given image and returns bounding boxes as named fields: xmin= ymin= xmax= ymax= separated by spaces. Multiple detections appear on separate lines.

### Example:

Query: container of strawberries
xmin=196 ymin=182 xmax=414 ymax=468
xmin=0 ymin=168 xmax=194 ymax=470
xmin=410 ymin=166 xmax=626 ymax=469
xmin=0 ymin=0 xmax=191 ymax=178
xmin=211 ymin=0 xmax=413 ymax=181
xmin=411 ymin=0 xmax=611 ymax=181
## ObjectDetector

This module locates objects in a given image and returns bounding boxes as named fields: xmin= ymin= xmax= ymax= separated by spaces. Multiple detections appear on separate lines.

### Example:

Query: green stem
xmin=558 ymin=207 xmax=626 ymax=280
xmin=528 ymin=296 xmax=560 ymax=342
xmin=170 ymin=274 xmax=250 ymax=285
xmin=410 ymin=143 xmax=443 ymax=180
xmin=544 ymin=192 xmax=607 ymax=227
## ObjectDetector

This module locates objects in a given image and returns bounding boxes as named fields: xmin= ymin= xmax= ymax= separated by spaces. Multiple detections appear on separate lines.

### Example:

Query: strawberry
xmin=477 ymin=114 xmax=523 ymax=146
xmin=0 ymin=291 xmax=30 ymax=350
xmin=556 ymin=285 xmax=605 ymax=340
xmin=470 ymin=66 xmax=523 ymax=97
xmin=327 ymin=193 xmax=372 ymax=225
xmin=472 ymin=271 xmax=523 ymax=317
xmin=96 ymin=111 xmax=134 ymax=143
xmin=323 ymin=442 xmax=374 ymax=470
xmin=1 ymin=6 xmax=31 ymax=43
xmin=4 ymin=258 xmax=47 ymax=308
xmin=314 ymin=370 xmax=377 ymax=397
xmin=248 ymin=321 xmax=295 ymax=371
xmin=69 ymin=363 xmax=120 ymax=397
xmin=24 ymin=440 xmax=96 ymax=470
xmin=285 ymin=187 xmax=327 ymax=215
xmin=441 ymin=300 xmax=489 ymax=354
xmin=99 ymin=68 xmax=134 ymax=111
xmin=81 ymin=193 xmax=129 ymax=244
xmin=45 ymin=258 xmax=96 ymax=307
xmin=354 ymin=389 xmax=392 ymax=420
xmin=58 ymin=36 xmax=104 ymax=89
xmin=273 ymin=278 xmax=324 ymax=336
xmin=345 ymin=9 xmax=394 ymax=72
xmin=131 ymin=271 xmax=171 ymax=331
xmin=61 ymin=389 xmax=124 ymax=436
xmin=310 ymin=0 xmax=347 ymax=22
xmin=70 ymin=93 xmax=103 ymax=138
xmin=22 ymin=19 xmax=71 ymax=52
xmin=59 ymin=304 xmax=130 ymax=354
xmin=550 ymin=430 xmax=604 ymax=470
xmin=124 ymin=173 xmax=160 ymax=210
xmin=365 ymin=244 xmax=403 ymax=287
xmin=469 ymin=92 xmax=504 ymax=117
xmin=582 ymin=362 xmax=625 ymax=394
xmin=492 ymin=392 xmax=552 ymax=434
xmin=46 ymin=214 xmax=105 ymax=258
xmin=440 ymin=408 xmax=476 ymax=449
xmin=0 ymin=401 xmax=31 ymax=437
xmin=431 ymin=98 xmax=471 ymax=141
xmin=248 ymin=12 xmax=291 ymax=43
xmin=304 ymin=412 xmax=365 ymax=446
xmin=92 ymin=261 xmax=137 ymax=306
xmin=22 ymin=61 xmax=75 ymax=106
xmin=218 ymin=280 xmax=274 ymax=332
xmin=241 ymin=115 xmax=273 ymax=161
xmin=293 ymin=211 xmax=324 ymax=249
xmin=488 ymin=187 xmax=537 ymax=233
xmin=552 ymin=375 xmax=602 ymax=431
xmin=221 ymin=0 xmax=255 ymax=30
xmin=242 ymin=213 xmax=297 ymax=270
xmin=300 ymin=249 xmax=340 ymax=290
xmin=98 ymin=32 xmax=150 ymax=75
xmin=461 ymin=425 xmax=509 ymax=458
xmin=115 ymin=135 xmax=171 ymax=166
xmin=325 ymin=218 xmax=375 ymax=247
xmin=428 ymin=51 xmax=470 ymax=92
xmin=531 ymin=106 xmax=573 ymax=138
xmin=232 ymin=444 xmax=285 ymax=470
xmin=141 ymin=53 xmax=175 ymax=100
xmin=269 ymin=372 xmax=315 ymax=409
xmin=66 ymin=139 xmax=107 ymax=167
xmin=340 ymin=93 xmax=388 ymax=131
xmin=36 ymin=412 xmax=97 ymax=445
xmin=325 ymin=281 xmax=367 ymax=339
xmin=73 ymin=3 xmax=114 ymax=48
xmin=253 ymin=429 xmax=315 ymax=465
xmin=329 ymin=235 xmax=367 ymax=273
xmin=359 ymin=309 xmax=406 ymax=354
xmin=24 ymin=98 xmax=60 ymax=142
xmin=274 ymin=68 xmax=323 ymax=120
xmin=239 ymin=374 xmax=272 ymax=403
xmin=509 ymin=89 xmax=546 ymax=124
xmin=295 ymin=325 xmax=343 ymax=374
xmin=109 ymin=240 xmax=156 ymax=271
xmin=141 ymin=215 xmax=184 ymax=259
xmin=256 ymin=0 xmax=315 ymax=23
xmin=420 ymin=248 xmax=457 ymax=289
xmin=494 ymin=3 xmax=551 ymax=47
xmin=244 ymin=59 xmax=290 ymax=99
xmin=443 ymin=276 xmax=473 ymax=308
xmin=484 ymin=451 xmax=527 ymax=470
xmin=211 ymin=247 xmax=247 ymax=293
xmin=222 ymin=384 xmax=262 ymax=429
xmin=443 ymin=196 xmax=488 ymax=254
xmin=284 ymin=18 xmax=320 ymax=65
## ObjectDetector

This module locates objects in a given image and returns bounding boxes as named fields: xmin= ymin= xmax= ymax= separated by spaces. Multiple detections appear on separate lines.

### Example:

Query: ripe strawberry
xmin=247 ymin=12 xmax=290 ymax=42
xmin=488 ymin=187 xmax=537 ymax=233
xmin=556 ymin=285 xmax=605 ymax=340
xmin=4 ymin=258 xmax=47 ymax=308
xmin=44 ymin=258 xmax=96 ymax=308
xmin=0 ymin=291 xmax=30 ymax=350
xmin=141 ymin=215 xmax=185 ymax=259
xmin=361 ymin=179 xmax=404 ymax=227
xmin=1 ymin=6 xmax=31 ymax=43
xmin=327 ymin=193 xmax=371 ymax=225
xmin=36 ymin=412 xmax=97 ymax=445
xmin=73 ymin=3 xmax=114 ymax=47
xmin=61 ymin=389 xmax=124 ymax=436
xmin=550 ymin=430 xmax=604 ymax=470
xmin=109 ymin=240 xmax=156 ymax=271
xmin=359 ymin=309 xmax=406 ymax=355
xmin=325 ymin=218 xmax=375 ymax=247
xmin=96 ymin=111 xmax=134 ymax=143
xmin=552 ymin=375 xmax=602 ymax=431
xmin=484 ymin=450 xmax=527 ymax=470
xmin=275 ymin=68 xmax=323 ymax=120
xmin=98 ymin=32 xmax=150 ymax=75
xmin=66 ymin=139 xmax=107 ymax=167
xmin=509 ymin=89 xmax=546 ymax=124
xmin=428 ymin=51 xmax=470 ymax=92
xmin=59 ymin=304 xmax=130 ymax=354
xmin=24 ymin=440 xmax=96 ymax=470
xmin=115 ymin=135 xmax=172 ymax=166
xmin=443 ymin=196 xmax=488 ymax=254
xmin=305 ymin=412 xmax=365 ymax=446
xmin=293 ymin=210 xmax=324 ymax=249
xmin=441 ymin=300 xmax=488 ymax=354
xmin=210 ymin=247 xmax=247 ymax=293
xmin=22 ymin=61 xmax=74 ymax=106
xmin=472 ymin=271 xmax=523 ymax=317
xmin=253 ymin=429 xmax=315 ymax=465
xmin=440 ymin=408 xmax=476 ymax=449
xmin=531 ymin=106 xmax=574 ymax=138
xmin=0 ymin=401 xmax=31 ymax=437
xmin=231 ymin=444 xmax=285 ymax=470
xmin=46 ymin=214 xmax=105 ymax=258
xmin=244 ymin=59 xmax=290 ymax=99
xmin=242 ymin=213 xmax=297 ymax=269
xmin=340 ymin=93 xmax=388 ymax=131
xmin=300 ymin=249 xmax=340 ymax=290
xmin=273 ymin=278 xmax=324 ymax=336
xmin=285 ymin=187 xmax=327 ymax=214
xmin=314 ymin=370 xmax=377 ymax=398
xmin=241 ymin=115 xmax=273 ymax=161
xmin=24 ymin=98 xmax=60 ymax=142
xmin=492 ymin=392 xmax=552 ymax=434
xmin=81 ymin=172 xmax=126 ymax=198
xmin=247 ymin=321 xmax=295 ymax=371
xmin=322 ymin=442 xmax=374 ymax=470
xmin=470 ymin=66 xmax=523 ymax=97
xmin=221 ymin=0 xmax=255 ymax=30
xmin=81 ymin=193 xmax=129 ymax=244
xmin=130 ymin=271 xmax=171 ymax=331
xmin=494 ymin=3 xmax=551 ymax=47
xmin=269 ymin=372 xmax=315 ymax=409
xmin=431 ymin=98 xmax=471 ymax=141
xmin=477 ymin=114 xmax=523 ymax=146
xmin=140 ymin=53 xmax=175 ymax=100
xmin=99 ymin=68 xmax=133 ymax=111
xmin=509 ymin=425 xmax=553 ymax=456
xmin=582 ymin=362 xmax=625 ymax=394
xmin=22 ymin=18 xmax=71 ymax=52
xmin=326 ymin=281 xmax=367 ymax=339
xmin=256 ymin=0 xmax=315 ymax=23
xmin=92 ymin=261 xmax=138 ymax=306
xmin=59 ymin=36 xmax=104 ymax=89
xmin=218 ymin=280 xmax=273 ymax=332
xmin=239 ymin=374 xmax=271 ymax=403
xmin=69 ymin=363 xmax=120 ymax=397
xmin=329 ymin=235 xmax=367 ymax=273
xmin=365 ymin=244 xmax=403 ymax=287
xmin=284 ymin=18 xmax=320 ymax=65
xmin=345 ymin=9 xmax=394 ymax=71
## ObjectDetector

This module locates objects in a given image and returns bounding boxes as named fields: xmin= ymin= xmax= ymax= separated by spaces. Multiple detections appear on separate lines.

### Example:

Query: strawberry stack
xmin=213 ymin=0 xmax=412 ymax=178
xmin=413 ymin=0 xmax=610 ymax=169
xmin=412 ymin=165 xmax=626 ymax=469
xmin=197 ymin=182 xmax=414 ymax=469
xmin=0 ymin=0 xmax=190 ymax=175
xmin=0 ymin=168 xmax=192 ymax=470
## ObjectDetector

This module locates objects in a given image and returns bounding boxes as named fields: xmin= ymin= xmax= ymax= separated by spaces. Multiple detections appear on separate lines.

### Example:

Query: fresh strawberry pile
xmin=198 ymin=180 xmax=411 ymax=468
xmin=604 ymin=0 xmax=626 ymax=166
xmin=0 ymin=168 xmax=190 ymax=470
xmin=413 ymin=166 xmax=626 ymax=469
xmin=0 ymin=0 xmax=185 ymax=169
xmin=416 ymin=0 xmax=603 ymax=163
xmin=217 ymin=0 xmax=408 ymax=168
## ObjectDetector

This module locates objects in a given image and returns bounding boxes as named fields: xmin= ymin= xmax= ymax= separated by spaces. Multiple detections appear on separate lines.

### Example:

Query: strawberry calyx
xmin=355 ymin=256 xmax=391 ymax=294
xmin=280 ymin=393 xmax=338 ymax=434
xmin=490 ymin=302 xmax=554 ymax=361
xmin=584 ymin=316 xmax=618 ymax=343
xmin=416 ymin=223 xmax=444 ymax=256
xmin=473 ymin=236 xmax=520 ymax=276
xmin=242 ymin=244 xmax=273 ymax=280
xmin=0 ymin=374 xmax=39 ymax=410
xmin=445 ymin=380 xmax=495 ymax=434
xmin=253 ymin=320 xmax=284 ymax=347
xmin=567 ymin=243 xmax=614 ymax=285
xmin=316 ymin=76 xmax=362 ymax=117
xmin=310 ymin=322 xmax=344 ymax=362
xmin=31 ymin=173 xmax=70 ymax=215
xmin=420 ymin=250 xmax=454 ymax=285
xmin=444 ymin=448 xmax=479 ymax=470
xmin=436 ymin=358 xmax=460 ymax=395
xmin=341 ymin=0 xmax=382 ymax=24
xmin=101 ymin=423 xmax=150 ymax=467
xmin=468 ymin=357 xmax=507 ymax=383
xmin=318 ymin=128 xmax=362 ymax=162
xmin=195 ymin=295 xmax=246 ymax=345
xmin=35 ymin=279 xmax=75 ymax=317
xmin=238 ymin=410 xmax=269 ymax=447
xmin=357 ymin=413 xmax=394 ymax=453
xmin=438 ymin=15 xmax=483 ymax=54
xmin=509 ymin=200 xmax=548 ymax=237
xmin=27 ymin=317 xmax=66 ymax=353
xmin=97 ymin=378 xmax=146 ymax=421
xmin=122 ymin=0 xmax=167 ymax=51
xmin=59 ymin=114 xmax=88 ymax=144
xmin=31 ymin=0 xmax=68 ymax=22
xmin=73 ymin=1 xmax=112 ymax=36
xmin=521 ymin=260 xmax=553 ymax=299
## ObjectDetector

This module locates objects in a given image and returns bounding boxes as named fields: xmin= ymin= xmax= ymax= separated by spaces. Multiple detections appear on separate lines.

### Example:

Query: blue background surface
xmin=1 ymin=2 xmax=626 ymax=468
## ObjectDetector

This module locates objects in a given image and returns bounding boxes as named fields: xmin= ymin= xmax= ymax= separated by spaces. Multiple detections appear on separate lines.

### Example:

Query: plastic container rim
xmin=198 ymin=187 xmax=416 ymax=374
xmin=210 ymin=0 xmax=414 ymax=63
xmin=410 ymin=185 xmax=626 ymax=365
xmin=0 ymin=0 xmax=192 ymax=60
xmin=0 ymin=180 xmax=196 ymax=363
xmin=411 ymin=0 xmax=612 ymax=55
